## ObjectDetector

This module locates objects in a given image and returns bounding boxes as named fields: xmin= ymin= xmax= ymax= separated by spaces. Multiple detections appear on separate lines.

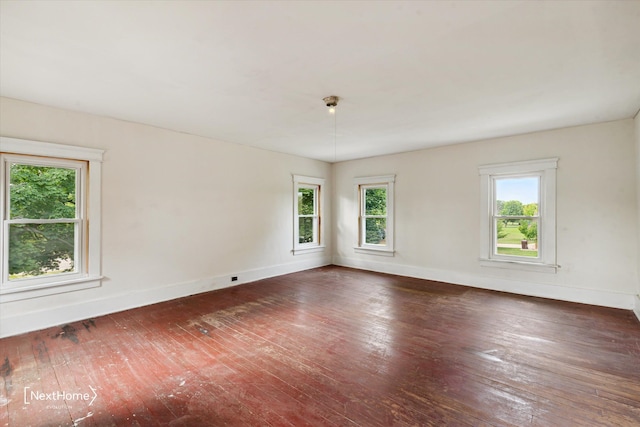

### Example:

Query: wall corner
xmin=635 ymin=111 xmax=640 ymax=307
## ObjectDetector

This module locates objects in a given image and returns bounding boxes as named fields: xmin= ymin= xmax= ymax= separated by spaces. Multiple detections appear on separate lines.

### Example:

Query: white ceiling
xmin=1 ymin=1 xmax=639 ymax=162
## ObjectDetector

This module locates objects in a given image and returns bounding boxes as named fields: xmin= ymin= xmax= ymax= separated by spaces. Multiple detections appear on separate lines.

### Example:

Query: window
xmin=292 ymin=175 xmax=325 ymax=254
xmin=1 ymin=137 xmax=103 ymax=301
xmin=479 ymin=158 xmax=557 ymax=272
xmin=355 ymin=175 xmax=395 ymax=256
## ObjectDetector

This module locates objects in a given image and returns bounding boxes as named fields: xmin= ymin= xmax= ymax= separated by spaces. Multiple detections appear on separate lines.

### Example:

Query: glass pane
xmin=10 ymin=163 xmax=77 ymax=219
xmin=8 ymin=223 xmax=76 ymax=280
xmin=298 ymin=217 xmax=314 ymax=244
xmin=365 ymin=218 xmax=386 ymax=245
xmin=364 ymin=188 xmax=386 ymax=216
xmin=495 ymin=177 xmax=539 ymax=216
xmin=298 ymin=188 xmax=315 ymax=215
xmin=495 ymin=218 xmax=538 ymax=257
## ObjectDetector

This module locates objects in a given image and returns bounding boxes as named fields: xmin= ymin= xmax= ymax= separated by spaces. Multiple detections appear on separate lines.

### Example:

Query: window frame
xmin=0 ymin=137 xmax=104 ymax=301
xmin=479 ymin=158 xmax=558 ymax=273
xmin=292 ymin=175 xmax=325 ymax=255
xmin=354 ymin=175 xmax=395 ymax=256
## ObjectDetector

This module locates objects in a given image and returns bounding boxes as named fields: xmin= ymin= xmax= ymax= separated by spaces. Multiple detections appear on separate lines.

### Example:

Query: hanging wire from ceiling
xmin=323 ymin=95 xmax=340 ymax=163
xmin=333 ymin=104 xmax=337 ymax=163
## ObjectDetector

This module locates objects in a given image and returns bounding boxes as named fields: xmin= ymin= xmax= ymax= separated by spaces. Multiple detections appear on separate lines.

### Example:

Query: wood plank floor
xmin=1 ymin=266 xmax=639 ymax=426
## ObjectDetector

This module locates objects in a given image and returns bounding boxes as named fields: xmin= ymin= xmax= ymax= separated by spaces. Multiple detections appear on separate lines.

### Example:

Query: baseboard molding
xmin=0 ymin=256 xmax=331 ymax=338
xmin=333 ymin=255 xmax=636 ymax=310
xmin=2 ymin=255 xmax=634 ymax=338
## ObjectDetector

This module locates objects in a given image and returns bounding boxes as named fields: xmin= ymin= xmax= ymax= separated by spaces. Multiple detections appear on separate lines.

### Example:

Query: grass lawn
xmin=497 ymin=247 xmax=538 ymax=257
xmin=498 ymin=224 xmax=526 ymax=244
xmin=497 ymin=223 xmax=538 ymax=257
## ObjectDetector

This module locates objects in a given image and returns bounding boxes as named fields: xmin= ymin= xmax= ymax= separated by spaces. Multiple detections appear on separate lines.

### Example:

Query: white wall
xmin=0 ymin=97 xmax=332 ymax=337
xmin=1 ymin=96 xmax=637 ymax=337
xmin=334 ymin=119 xmax=639 ymax=310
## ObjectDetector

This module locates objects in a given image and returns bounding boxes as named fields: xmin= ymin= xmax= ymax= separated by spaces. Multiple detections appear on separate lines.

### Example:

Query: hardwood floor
xmin=1 ymin=266 xmax=639 ymax=426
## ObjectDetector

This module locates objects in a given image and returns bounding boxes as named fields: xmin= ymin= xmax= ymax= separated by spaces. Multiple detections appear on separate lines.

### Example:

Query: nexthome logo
xmin=24 ymin=386 xmax=98 ymax=406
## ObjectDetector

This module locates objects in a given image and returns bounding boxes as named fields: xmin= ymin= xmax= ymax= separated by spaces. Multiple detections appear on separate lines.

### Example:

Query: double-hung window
xmin=292 ymin=175 xmax=325 ymax=254
xmin=355 ymin=175 xmax=395 ymax=256
xmin=1 ymin=137 xmax=103 ymax=301
xmin=479 ymin=158 xmax=557 ymax=272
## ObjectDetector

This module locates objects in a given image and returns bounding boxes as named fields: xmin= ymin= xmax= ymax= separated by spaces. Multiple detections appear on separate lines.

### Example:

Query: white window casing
xmin=0 ymin=137 xmax=104 ymax=301
xmin=292 ymin=174 xmax=325 ymax=255
xmin=479 ymin=158 xmax=558 ymax=273
xmin=354 ymin=175 xmax=395 ymax=256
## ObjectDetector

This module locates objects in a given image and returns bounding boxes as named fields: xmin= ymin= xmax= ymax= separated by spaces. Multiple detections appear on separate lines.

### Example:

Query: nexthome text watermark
xmin=24 ymin=386 xmax=98 ymax=406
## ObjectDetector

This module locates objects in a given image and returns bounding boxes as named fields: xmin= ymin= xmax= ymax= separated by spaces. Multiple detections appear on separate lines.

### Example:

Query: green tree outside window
xmin=8 ymin=164 xmax=77 ymax=278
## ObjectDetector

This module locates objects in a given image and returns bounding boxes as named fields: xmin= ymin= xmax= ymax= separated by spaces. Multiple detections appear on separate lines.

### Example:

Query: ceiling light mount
xmin=323 ymin=95 xmax=339 ymax=108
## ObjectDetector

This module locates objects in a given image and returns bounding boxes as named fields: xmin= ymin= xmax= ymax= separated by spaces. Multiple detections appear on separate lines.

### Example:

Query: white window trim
xmin=354 ymin=175 xmax=395 ymax=256
xmin=0 ymin=137 xmax=104 ymax=302
xmin=479 ymin=158 xmax=558 ymax=273
xmin=292 ymin=174 xmax=325 ymax=255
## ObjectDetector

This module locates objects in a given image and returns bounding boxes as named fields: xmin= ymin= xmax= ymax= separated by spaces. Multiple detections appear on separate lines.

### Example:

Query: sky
xmin=495 ymin=177 xmax=539 ymax=204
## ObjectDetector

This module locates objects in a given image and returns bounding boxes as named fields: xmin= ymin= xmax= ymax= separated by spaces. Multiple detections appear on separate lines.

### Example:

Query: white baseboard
xmin=0 ymin=256 xmax=331 ymax=338
xmin=2 ymin=255 xmax=634 ymax=339
xmin=333 ymin=255 xmax=636 ymax=310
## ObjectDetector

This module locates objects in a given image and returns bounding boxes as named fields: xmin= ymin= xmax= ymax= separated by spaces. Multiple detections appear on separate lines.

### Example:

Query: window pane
xmin=495 ymin=177 xmax=539 ymax=216
xmin=10 ymin=164 xmax=77 ymax=219
xmin=365 ymin=218 xmax=386 ymax=245
xmin=298 ymin=188 xmax=315 ymax=215
xmin=298 ymin=217 xmax=314 ymax=244
xmin=495 ymin=218 xmax=538 ymax=257
xmin=8 ymin=223 xmax=76 ymax=279
xmin=364 ymin=188 xmax=386 ymax=215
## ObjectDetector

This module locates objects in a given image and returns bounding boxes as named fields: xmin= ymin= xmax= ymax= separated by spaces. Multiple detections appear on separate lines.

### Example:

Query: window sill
xmin=292 ymin=245 xmax=325 ymax=255
xmin=479 ymin=258 xmax=557 ymax=273
xmin=0 ymin=275 xmax=103 ymax=302
xmin=354 ymin=247 xmax=395 ymax=257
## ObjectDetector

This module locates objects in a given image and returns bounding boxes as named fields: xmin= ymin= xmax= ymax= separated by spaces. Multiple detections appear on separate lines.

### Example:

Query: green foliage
xmin=9 ymin=224 xmax=75 ymax=275
xmin=364 ymin=188 xmax=387 ymax=244
xmin=298 ymin=218 xmax=314 ymax=243
xmin=523 ymin=203 xmax=538 ymax=217
xmin=518 ymin=220 xmax=538 ymax=241
xmin=10 ymin=164 xmax=76 ymax=219
xmin=500 ymin=200 xmax=523 ymax=216
xmin=365 ymin=188 xmax=386 ymax=215
xmin=297 ymin=188 xmax=315 ymax=243
xmin=8 ymin=164 xmax=76 ymax=276
xmin=298 ymin=188 xmax=315 ymax=215
xmin=365 ymin=218 xmax=386 ymax=244
xmin=496 ymin=220 xmax=507 ymax=239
